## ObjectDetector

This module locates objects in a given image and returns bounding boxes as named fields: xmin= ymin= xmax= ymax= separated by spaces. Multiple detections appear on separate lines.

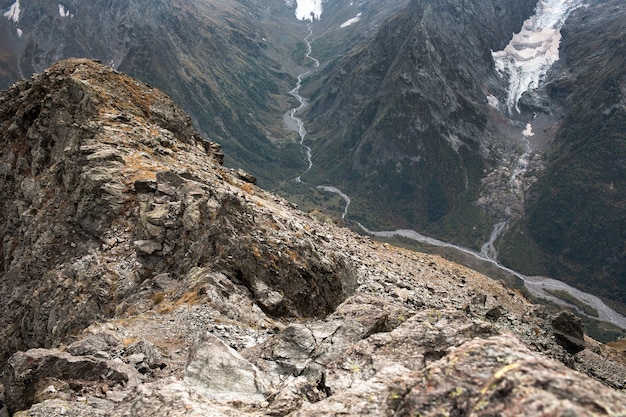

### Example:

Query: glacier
xmin=492 ymin=0 xmax=583 ymax=113
xmin=341 ymin=13 xmax=362 ymax=28
xmin=3 ymin=0 xmax=21 ymax=23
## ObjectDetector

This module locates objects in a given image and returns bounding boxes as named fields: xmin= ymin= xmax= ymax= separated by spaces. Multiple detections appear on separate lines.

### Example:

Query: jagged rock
xmin=185 ymin=333 xmax=270 ymax=403
xmin=235 ymin=168 xmax=257 ymax=185
xmin=293 ymin=334 xmax=626 ymax=417
xmin=123 ymin=341 xmax=165 ymax=374
xmin=66 ymin=333 xmax=122 ymax=358
xmin=552 ymin=309 xmax=586 ymax=354
xmin=2 ymin=348 xmax=141 ymax=415
xmin=0 ymin=59 xmax=355 ymax=366
xmin=485 ymin=305 xmax=503 ymax=321
xmin=472 ymin=292 xmax=487 ymax=305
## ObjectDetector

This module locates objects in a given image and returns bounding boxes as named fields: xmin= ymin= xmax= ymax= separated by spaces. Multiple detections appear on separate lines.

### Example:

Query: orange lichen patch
xmin=241 ymin=182 xmax=254 ymax=194
xmin=252 ymin=244 xmax=262 ymax=260
xmin=154 ymin=336 xmax=186 ymax=353
xmin=176 ymin=289 xmax=204 ymax=306
xmin=122 ymin=337 xmax=139 ymax=346
xmin=156 ymin=288 xmax=206 ymax=314
xmin=122 ymin=153 xmax=161 ymax=184
xmin=287 ymin=250 xmax=299 ymax=263
xmin=287 ymin=249 xmax=308 ymax=269
xmin=78 ymin=66 xmax=159 ymax=113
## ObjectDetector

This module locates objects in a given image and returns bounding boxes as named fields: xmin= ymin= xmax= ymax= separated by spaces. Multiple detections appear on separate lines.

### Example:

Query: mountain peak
xmin=1 ymin=59 xmax=626 ymax=416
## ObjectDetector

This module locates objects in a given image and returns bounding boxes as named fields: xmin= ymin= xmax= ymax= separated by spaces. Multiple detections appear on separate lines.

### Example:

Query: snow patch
xmin=4 ymin=0 xmax=21 ymax=23
xmin=340 ymin=13 xmax=362 ymax=28
xmin=486 ymin=94 xmax=500 ymax=109
xmin=522 ymin=122 xmax=535 ymax=137
xmin=492 ymin=0 xmax=583 ymax=113
xmin=58 ymin=4 xmax=73 ymax=18
xmin=288 ymin=0 xmax=324 ymax=21
xmin=16 ymin=27 xmax=22 ymax=37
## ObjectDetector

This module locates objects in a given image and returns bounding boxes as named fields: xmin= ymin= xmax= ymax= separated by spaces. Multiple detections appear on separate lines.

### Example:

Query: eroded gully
xmin=283 ymin=24 xmax=626 ymax=329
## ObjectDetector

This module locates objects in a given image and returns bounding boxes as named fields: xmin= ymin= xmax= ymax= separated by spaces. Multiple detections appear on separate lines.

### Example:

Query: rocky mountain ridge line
xmin=0 ymin=59 xmax=624 ymax=416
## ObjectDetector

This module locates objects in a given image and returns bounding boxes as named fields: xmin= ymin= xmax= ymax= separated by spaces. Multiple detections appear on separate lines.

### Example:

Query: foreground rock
xmin=0 ymin=59 xmax=625 ymax=416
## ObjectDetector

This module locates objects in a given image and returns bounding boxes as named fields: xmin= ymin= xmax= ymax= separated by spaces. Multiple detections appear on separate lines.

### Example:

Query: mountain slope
xmin=0 ymin=0 xmax=308 ymax=185
xmin=499 ymin=0 xmax=626 ymax=310
xmin=294 ymin=0 xmax=626 ymax=316
xmin=299 ymin=0 xmax=536 ymax=244
xmin=1 ymin=59 xmax=626 ymax=416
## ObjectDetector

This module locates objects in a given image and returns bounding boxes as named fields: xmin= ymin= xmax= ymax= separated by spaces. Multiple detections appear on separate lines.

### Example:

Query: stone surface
xmin=293 ymin=334 xmax=626 ymax=417
xmin=1 ymin=59 xmax=625 ymax=416
xmin=2 ymin=348 xmax=141 ymax=415
xmin=185 ymin=333 xmax=271 ymax=403
xmin=552 ymin=309 xmax=586 ymax=354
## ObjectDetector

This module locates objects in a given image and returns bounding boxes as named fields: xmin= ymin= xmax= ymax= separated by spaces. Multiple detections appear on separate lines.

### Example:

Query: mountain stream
xmin=283 ymin=26 xmax=352 ymax=219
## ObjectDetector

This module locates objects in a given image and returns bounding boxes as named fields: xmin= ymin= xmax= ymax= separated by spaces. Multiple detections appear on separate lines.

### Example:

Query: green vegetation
xmin=291 ymin=41 xmax=312 ymax=67
xmin=497 ymin=223 xmax=547 ymax=277
xmin=544 ymin=289 xmax=599 ymax=317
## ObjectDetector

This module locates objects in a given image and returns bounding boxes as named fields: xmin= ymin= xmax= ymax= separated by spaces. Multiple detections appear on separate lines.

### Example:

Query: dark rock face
xmin=1 ymin=59 xmax=626 ymax=416
xmin=552 ymin=309 xmax=586 ymax=354
xmin=3 ymin=348 xmax=141 ymax=416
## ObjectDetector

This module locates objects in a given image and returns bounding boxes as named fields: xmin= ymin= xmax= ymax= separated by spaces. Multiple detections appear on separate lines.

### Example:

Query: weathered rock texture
xmin=0 ymin=59 xmax=625 ymax=416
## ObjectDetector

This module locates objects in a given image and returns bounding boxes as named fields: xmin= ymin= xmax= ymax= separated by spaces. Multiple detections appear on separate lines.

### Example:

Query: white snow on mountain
xmin=4 ymin=0 xmax=21 ymax=23
xmin=290 ymin=0 xmax=324 ymax=21
xmin=341 ymin=12 xmax=362 ymax=28
xmin=58 ymin=4 xmax=73 ymax=18
xmin=492 ymin=0 xmax=583 ymax=113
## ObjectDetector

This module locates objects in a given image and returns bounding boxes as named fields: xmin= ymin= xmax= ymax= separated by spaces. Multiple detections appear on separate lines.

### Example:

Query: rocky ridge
xmin=0 ymin=59 xmax=625 ymax=416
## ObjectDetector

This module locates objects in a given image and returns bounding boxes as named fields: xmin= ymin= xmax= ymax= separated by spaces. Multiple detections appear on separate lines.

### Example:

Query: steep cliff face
xmin=300 ymin=0 xmax=536 ymax=243
xmin=499 ymin=0 xmax=626 ymax=309
xmin=1 ymin=59 xmax=626 ymax=417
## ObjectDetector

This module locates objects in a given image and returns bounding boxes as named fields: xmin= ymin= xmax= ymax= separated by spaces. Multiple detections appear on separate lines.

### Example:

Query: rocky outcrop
xmin=0 ymin=58 xmax=354 ymax=363
xmin=292 ymin=334 xmax=625 ymax=416
xmin=552 ymin=309 xmax=586 ymax=354
xmin=1 ymin=59 xmax=626 ymax=416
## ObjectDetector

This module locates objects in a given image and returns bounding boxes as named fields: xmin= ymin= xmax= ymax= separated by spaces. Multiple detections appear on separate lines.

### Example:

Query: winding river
xmin=283 ymin=26 xmax=352 ymax=219
xmin=360 ymin=225 xmax=626 ymax=329
xmin=283 ymin=25 xmax=318 ymax=183
xmin=282 ymin=21 xmax=626 ymax=330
